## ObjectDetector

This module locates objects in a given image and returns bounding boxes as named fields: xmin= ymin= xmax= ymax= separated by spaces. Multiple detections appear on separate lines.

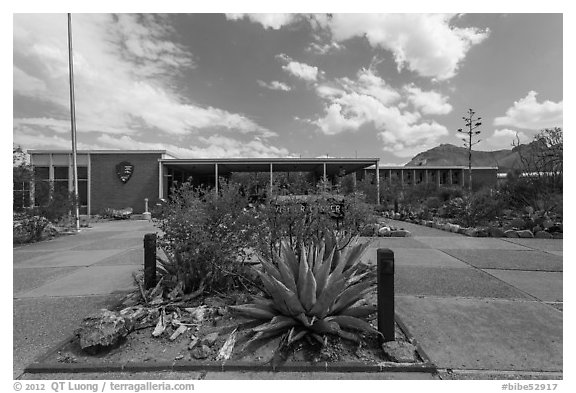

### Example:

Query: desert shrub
xmin=437 ymin=186 xmax=463 ymax=202
xmin=440 ymin=189 xmax=502 ymax=227
xmin=13 ymin=213 xmax=50 ymax=244
xmin=424 ymin=196 xmax=442 ymax=210
xmin=156 ymin=180 xmax=260 ymax=294
xmin=32 ymin=187 xmax=77 ymax=223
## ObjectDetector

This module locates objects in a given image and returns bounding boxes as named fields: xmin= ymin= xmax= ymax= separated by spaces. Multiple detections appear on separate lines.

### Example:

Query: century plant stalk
xmin=458 ymin=109 xmax=482 ymax=193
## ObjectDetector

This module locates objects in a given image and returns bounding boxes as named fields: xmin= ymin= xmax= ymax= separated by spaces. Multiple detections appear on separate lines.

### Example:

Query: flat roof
xmin=365 ymin=165 xmax=499 ymax=170
xmin=161 ymin=157 xmax=379 ymax=176
xmin=28 ymin=149 xmax=175 ymax=156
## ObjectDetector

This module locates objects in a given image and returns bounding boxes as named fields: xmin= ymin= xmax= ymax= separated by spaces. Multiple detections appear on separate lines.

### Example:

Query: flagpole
xmin=67 ymin=13 xmax=80 ymax=231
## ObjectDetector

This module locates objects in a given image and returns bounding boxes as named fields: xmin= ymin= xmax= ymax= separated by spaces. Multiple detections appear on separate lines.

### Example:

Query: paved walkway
xmin=364 ymin=219 xmax=562 ymax=377
xmin=13 ymin=220 xmax=157 ymax=379
xmin=14 ymin=218 xmax=562 ymax=380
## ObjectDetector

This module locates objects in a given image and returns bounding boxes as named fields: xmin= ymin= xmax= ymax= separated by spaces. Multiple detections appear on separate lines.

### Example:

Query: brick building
xmin=27 ymin=150 xmax=498 ymax=215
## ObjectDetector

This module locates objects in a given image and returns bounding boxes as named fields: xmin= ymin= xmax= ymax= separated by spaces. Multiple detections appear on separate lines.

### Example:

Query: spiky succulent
xmin=230 ymin=235 xmax=380 ymax=347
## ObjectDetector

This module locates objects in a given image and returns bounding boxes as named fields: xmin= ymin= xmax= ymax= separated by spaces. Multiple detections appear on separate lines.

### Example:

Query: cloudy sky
xmin=13 ymin=13 xmax=563 ymax=163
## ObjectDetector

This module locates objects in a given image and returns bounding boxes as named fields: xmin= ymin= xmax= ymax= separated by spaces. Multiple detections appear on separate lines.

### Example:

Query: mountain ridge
xmin=405 ymin=143 xmax=531 ymax=172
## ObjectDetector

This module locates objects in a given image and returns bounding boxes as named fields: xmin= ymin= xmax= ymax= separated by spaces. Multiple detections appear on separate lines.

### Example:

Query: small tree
xmin=457 ymin=109 xmax=482 ymax=193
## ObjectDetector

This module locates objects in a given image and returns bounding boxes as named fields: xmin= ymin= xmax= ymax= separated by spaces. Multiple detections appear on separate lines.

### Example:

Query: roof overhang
xmin=160 ymin=158 xmax=379 ymax=176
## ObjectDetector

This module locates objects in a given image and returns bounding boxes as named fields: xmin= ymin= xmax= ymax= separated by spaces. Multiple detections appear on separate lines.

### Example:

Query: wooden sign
xmin=116 ymin=161 xmax=134 ymax=183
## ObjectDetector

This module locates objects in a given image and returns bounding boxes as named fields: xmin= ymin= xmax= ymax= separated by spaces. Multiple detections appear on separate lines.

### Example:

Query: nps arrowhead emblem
xmin=116 ymin=161 xmax=134 ymax=183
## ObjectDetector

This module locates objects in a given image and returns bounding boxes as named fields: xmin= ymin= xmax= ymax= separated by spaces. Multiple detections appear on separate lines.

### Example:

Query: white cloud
xmin=311 ymin=68 xmax=449 ymax=156
xmin=226 ymin=14 xmax=299 ymax=30
xmin=493 ymin=91 xmax=563 ymax=130
xmin=13 ymin=14 xmax=270 ymax=140
xmin=317 ymin=14 xmax=489 ymax=80
xmin=405 ymin=85 xmax=453 ymax=115
xmin=257 ymin=80 xmax=291 ymax=91
xmin=485 ymin=128 xmax=529 ymax=149
xmin=282 ymin=61 xmax=319 ymax=82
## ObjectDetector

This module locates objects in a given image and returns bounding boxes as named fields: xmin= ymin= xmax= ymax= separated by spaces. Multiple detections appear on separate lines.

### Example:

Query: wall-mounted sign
xmin=116 ymin=161 xmax=134 ymax=183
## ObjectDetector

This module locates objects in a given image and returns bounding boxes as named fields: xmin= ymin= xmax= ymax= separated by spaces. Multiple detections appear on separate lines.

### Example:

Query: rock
xmin=449 ymin=224 xmax=461 ymax=233
xmin=381 ymin=341 xmax=418 ymax=363
xmin=552 ymin=233 xmax=563 ymax=239
xmin=542 ymin=220 xmax=553 ymax=229
xmin=169 ymin=325 xmax=188 ymax=341
xmin=489 ymin=227 xmax=506 ymax=238
xmin=457 ymin=227 xmax=468 ymax=235
xmin=75 ymin=309 xmax=133 ymax=353
xmin=390 ymin=230 xmax=411 ymax=237
xmin=535 ymin=231 xmax=553 ymax=239
xmin=504 ymin=230 xmax=520 ymax=238
xmin=175 ymin=354 xmax=184 ymax=360
xmin=188 ymin=335 xmax=199 ymax=350
xmin=378 ymin=227 xmax=391 ymax=237
xmin=516 ymin=230 xmax=534 ymax=238
xmin=191 ymin=344 xmax=211 ymax=360
xmin=464 ymin=228 xmax=478 ymax=237
xmin=548 ymin=225 xmax=562 ymax=233
xmin=426 ymin=221 xmax=434 ymax=227
xmin=201 ymin=332 xmax=219 ymax=347
xmin=532 ymin=226 xmax=543 ymax=234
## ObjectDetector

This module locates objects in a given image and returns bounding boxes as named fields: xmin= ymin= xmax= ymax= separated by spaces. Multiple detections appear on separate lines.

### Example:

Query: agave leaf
xmin=253 ymin=315 xmax=298 ymax=334
xmin=339 ymin=304 xmax=377 ymax=318
xmin=343 ymin=240 xmax=370 ymax=271
xmin=228 ymin=304 xmax=276 ymax=320
xmin=314 ymin=246 xmax=335 ymax=297
xmin=299 ymin=267 xmax=317 ymax=312
xmin=294 ymin=313 xmax=312 ymax=327
xmin=268 ymin=274 xmax=306 ymax=316
xmin=256 ymin=270 xmax=292 ymax=316
xmin=309 ymin=319 xmax=340 ymax=335
xmin=330 ymin=277 xmax=377 ymax=315
xmin=287 ymin=327 xmax=307 ymax=345
xmin=276 ymin=252 xmax=298 ymax=293
xmin=297 ymin=242 xmax=309 ymax=287
xmin=310 ymin=333 xmax=325 ymax=346
xmin=309 ymin=277 xmax=346 ymax=319
xmin=258 ymin=255 xmax=282 ymax=282
xmin=313 ymin=240 xmax=325 ymax=273
xmin=325 ymin=315 xmax=382 ymax=336
xmin=280 ymin=242 xmax=299 ymax=279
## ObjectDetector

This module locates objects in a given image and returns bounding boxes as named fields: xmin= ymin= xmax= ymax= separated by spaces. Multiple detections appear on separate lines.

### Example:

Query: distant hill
xmin=405 ymin=143 xmax=534 ymax=173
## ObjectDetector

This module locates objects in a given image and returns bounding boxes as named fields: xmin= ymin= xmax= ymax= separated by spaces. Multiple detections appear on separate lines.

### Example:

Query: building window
xmin=33 ymin=166 xmax=50 ymax=207
xmin=13 ymin=181 xmax=31 ymax=211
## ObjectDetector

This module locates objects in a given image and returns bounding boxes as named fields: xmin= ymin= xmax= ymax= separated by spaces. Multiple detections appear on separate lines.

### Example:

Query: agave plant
xmin=230 ymin=234 xmax=380 ymax=348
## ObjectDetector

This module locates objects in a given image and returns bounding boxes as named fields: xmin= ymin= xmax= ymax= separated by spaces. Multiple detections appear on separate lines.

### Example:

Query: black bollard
xmin=377 ymin=248 xmax=395 ymax=342
xmin=144 ymin=233 xmax=157 ymax=290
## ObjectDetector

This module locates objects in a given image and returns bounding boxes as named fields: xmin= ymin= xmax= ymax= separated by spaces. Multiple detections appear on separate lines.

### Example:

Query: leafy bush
xmin=440 ymin=189 xmax=502 ymax=227
xmin=155 ymin=180 xmax=259 ymax=295
xmin=229 ymin=235 xmax=380 ymax=351
xmin=13 ymin=213 xmax=50 ymax=244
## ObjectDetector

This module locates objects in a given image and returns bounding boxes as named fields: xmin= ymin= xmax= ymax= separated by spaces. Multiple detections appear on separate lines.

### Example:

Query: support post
xmin=144 ymin=233 xmax=157 ymax=290
xmin=269 ymin=163 xmax=273 ymax=198
xmin=425 ymin=169 xmax=429 ymax=184
xmin=377 ymin=248 xmax=395 ymax=342
xmin=461 ymin=168 xmax=465 ymax=188
xmin=400 ymin=170 xmax=404 ymax=187
xmin=376 ymin=160 xmax=380 ymax=205
xmin=413 ymin=169 xmax=416 ymax=186
xmin=215 ymin=163 xmax=219 ymax=195
xmin=449 ymin=169 xmax=453 ymax=185
xmin=437 ymin=170 xmax=441 ymax=187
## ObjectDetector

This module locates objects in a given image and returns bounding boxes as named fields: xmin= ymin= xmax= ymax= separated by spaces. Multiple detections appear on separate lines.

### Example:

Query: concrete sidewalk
xmin=13 ymin=220 xmax=157 ymax=379
xmin=14 ymin=218 xmax=563 ymax=380
xmin=367 ymin=219 xmax=563 ymax=377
